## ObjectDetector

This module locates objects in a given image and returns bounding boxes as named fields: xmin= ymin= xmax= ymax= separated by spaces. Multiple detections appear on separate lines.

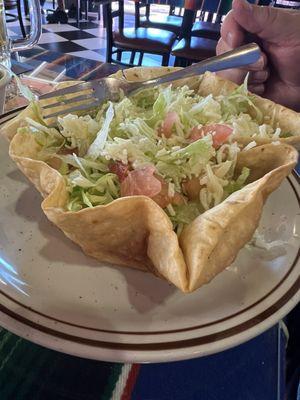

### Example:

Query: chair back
xmin=134 ymin=0 xmax=203 ymax=36
xmin=198 ymin=0 xmax=229 ymax=22
xmin=103 ymin=0 xmax=125 ymax=54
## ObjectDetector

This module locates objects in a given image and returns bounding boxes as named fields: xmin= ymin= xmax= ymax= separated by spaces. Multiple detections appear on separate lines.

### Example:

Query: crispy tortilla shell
xmin=1 ymin=68 xmax=299 ymax=292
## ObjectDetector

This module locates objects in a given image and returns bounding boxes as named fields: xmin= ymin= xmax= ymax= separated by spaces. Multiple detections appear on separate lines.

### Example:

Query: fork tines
xmin=41 ymin=81 xmax=100 ymax=120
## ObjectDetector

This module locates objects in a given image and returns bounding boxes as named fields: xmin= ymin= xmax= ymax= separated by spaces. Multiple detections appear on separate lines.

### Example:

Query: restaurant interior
xmin=5 ymin=0 xmax=261 ymax=73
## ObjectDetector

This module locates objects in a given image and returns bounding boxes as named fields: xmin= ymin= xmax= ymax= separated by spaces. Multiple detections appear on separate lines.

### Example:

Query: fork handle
xmin=136 ymin=43 xmax=261 ymax=90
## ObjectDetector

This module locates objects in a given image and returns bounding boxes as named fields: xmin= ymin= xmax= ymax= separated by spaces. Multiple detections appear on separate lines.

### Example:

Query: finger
xmin=249 ymin=69 xmax=270 ymax=84
xmin=239 ymin=53 xmax=268 ymax=71
xmin=231 ymin=0 xmax=300 ymax=43
xmin=217 ymin=39 xmax=268 ymax=72
xmin=216 ymin=39 xmax=247 ymax=83
xmin=248 ymin=83 xmax=265 ymax=96
xmin=220 ymin=9 xmax=246 ymax=48
xmin=216 ymin=37 xmax=231 ymax=56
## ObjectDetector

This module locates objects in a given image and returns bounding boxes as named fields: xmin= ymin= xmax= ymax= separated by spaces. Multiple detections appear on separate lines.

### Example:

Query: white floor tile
xmin=72 ymin=37 xmax=105 ymax=50
xmin=42 ymin=23 xmax=79 ymax=32
xmin=82 ymin=28 xmax=106 ymax=37
xmin=38 ymin=32 xmax=68 ymax=44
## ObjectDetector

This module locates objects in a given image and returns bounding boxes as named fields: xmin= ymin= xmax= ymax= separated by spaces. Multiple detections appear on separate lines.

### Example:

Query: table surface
xmin=1 ymin=47 xmax=299 ymax=400
xmin=5 ymin=45 xmax=122 ymax=112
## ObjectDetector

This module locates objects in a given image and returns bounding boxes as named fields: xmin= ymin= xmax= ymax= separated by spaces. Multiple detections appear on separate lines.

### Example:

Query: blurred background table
xmin=5 ymin=45 xmax=122 ymax=111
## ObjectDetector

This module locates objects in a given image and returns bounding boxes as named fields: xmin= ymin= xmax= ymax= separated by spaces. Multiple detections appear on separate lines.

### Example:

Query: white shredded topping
xmin=168 ymin=182 xmax=175 ymax=197
xmin=273 ymin=127 xmax=281 ymax=139
xmin=166 ymin=204 xmax=175 ymax=216
xmin=243 ymin=141 xmax=257 ymax=151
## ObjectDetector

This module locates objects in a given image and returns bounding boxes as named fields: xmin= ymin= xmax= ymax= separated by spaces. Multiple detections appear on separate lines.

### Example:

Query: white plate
xmin=0 ymin=113 xmax=299 ymax=363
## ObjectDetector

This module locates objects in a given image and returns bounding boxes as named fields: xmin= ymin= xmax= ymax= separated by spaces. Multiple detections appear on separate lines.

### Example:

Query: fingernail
xmin=226 ymin=32 xmax=234 ymax=47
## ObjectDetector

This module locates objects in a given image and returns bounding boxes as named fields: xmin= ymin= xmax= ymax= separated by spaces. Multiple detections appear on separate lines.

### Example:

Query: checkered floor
xmin=7 ymin=6 xmax=172 ymax=67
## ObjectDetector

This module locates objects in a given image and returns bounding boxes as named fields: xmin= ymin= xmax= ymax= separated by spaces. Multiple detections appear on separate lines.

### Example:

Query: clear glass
xmin=0 ymin=0 xmax=11 ymax=68
xmin=0 ymin=0 xmax=42 ymax=68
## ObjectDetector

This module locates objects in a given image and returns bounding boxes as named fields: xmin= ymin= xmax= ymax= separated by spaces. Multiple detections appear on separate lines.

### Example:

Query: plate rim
xmin=0 ymin=281 xmax=299 ymax=363
xmin=0 ymin=113 xmax=299 ymax=362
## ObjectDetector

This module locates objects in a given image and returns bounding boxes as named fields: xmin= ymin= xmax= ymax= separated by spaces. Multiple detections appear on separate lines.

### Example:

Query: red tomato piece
xmin=109 ymin=161 xmax=129 ymax=182
xmin=152 ymin=176 xmax=185 ymax=208
xmin=189 ymin=124 xmax=233 ymax=148
xmin=157 ymin=111 xmax=179 ymax=138
xmin=120 ymin=165 xmax=162 ymax=197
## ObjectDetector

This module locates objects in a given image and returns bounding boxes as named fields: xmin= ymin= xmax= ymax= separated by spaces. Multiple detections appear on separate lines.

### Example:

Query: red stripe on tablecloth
xmin=121 ymin=364 xmax=141 ymax=400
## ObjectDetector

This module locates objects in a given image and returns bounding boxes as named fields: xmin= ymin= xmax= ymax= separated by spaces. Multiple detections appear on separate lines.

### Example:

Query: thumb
xmin=231 ymin=0 xmax=297 ymax=43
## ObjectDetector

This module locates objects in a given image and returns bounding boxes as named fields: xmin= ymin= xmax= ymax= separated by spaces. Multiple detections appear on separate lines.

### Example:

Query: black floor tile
xmin=56 ymin=30 xmax=97 ymax=40
xmin=39 ymin=41 xmax=87 ymax=53
xmin=14 ymin=46 xmax=48 ymax=58
xmin=69 ymin=21 xmax=99 ymax=29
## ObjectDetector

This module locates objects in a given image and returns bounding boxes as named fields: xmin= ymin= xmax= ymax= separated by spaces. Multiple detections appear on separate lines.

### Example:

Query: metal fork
xmin=41 ymin=43 xmax=261 ymax=120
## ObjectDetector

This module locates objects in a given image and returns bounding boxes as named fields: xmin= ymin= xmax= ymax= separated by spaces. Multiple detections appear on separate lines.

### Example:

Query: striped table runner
xmin=0 ymin=325 xmax=286 ymax=399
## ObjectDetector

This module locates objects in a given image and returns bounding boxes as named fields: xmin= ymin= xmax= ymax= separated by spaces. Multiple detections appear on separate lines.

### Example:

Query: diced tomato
xmin=157 ymin=111 xmax=179 ymax=138
xmin=189 ymin=124 xmax=233 ymax=148
xmin=152 ymin=176 xmax=185 ymax=208
xmin=120 ymin=165 xmax=162 ymax=197
xmin=109 ymin=161 xmax=129 ymax=182
xmin=182 ymin=176 xmax=202 ymax=200
xmin=120 ymin=166 xmax=184 ymax=208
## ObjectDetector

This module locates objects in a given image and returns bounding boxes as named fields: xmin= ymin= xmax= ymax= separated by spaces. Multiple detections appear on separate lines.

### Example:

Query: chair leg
xmin=116 ymin=50 xmax=122 ymax=62
xmin=24 ymin=0 xmax=29 ymax=16
xmin=129 ymin=51 xmax=136 ymax=65
xmin=76 ymin=0 xmax=80 ymax=26
xmin=162 ymin=53 xmax=170 ymax=66
xmin=102 ymin=4 xmax=106 ymax=28
xmin=17 ymin=0 xmax=26 ymax=38
xmin=106 ymin=46 xmax=113 ymax=63
xmin=138 ymin=52 xmax=143 ymax=66
xmin=174 ymin=56 xmax=186 ymax=67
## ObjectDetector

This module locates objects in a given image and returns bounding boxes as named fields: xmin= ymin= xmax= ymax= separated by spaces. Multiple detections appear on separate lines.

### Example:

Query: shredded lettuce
xmin=87 ymin=102 xmax=114 ymax=159
xmin=225 ymin=167 xmax=250 ymax=195
xmin=168 ymin=203 xmax=203 ymax=236
xmin=22 ymin=75 xmax=291 ymax=233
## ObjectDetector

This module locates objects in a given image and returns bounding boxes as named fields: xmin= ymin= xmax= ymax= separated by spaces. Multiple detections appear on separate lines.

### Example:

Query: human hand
xmin=216 ymin=0 xmax=300 ymax=111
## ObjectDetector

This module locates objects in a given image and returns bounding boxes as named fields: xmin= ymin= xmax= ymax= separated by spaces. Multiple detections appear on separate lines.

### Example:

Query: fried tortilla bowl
xmin=1 ymin=68 xmax=299 ymax=293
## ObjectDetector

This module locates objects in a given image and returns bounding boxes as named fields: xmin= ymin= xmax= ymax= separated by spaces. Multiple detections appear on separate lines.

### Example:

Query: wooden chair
xmin=103 ymin=0 xmax=177 ymax=66
xmin=136 ymin=2 xmax=185 ymax=35
xmin=192 ymin=0 xmax=258 ymax=40
xmin=191 ymin=0 xmax=231 ymax=41
xmin=171 ymin=0 xmax=217 ymax=66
